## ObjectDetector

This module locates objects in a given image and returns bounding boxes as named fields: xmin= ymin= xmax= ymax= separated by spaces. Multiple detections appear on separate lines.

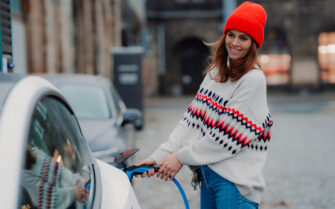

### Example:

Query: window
xmin=20 ymin=96 xmax=94 ymax=209
xmin=59 ymin=85 xmax=111 ymax=120
xmin=259 ymin=28 xmax=291 ymax=85
xmin=259 ymin=53 xmax=291 ymax=85
xmin=318 ymin=32 xmax=335 ymax=84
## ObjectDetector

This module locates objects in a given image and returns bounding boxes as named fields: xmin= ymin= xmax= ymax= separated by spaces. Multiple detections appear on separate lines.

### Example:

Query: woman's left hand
xmin=157 ymin=152 xmax=183 ymax=181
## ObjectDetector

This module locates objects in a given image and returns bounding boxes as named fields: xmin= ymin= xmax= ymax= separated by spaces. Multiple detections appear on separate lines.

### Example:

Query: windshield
xmin=59 ymin=85 xmax=110 ymax=120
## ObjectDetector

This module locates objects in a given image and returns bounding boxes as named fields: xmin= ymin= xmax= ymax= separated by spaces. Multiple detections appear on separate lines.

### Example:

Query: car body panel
xmin=0 ymin=76 xmax=59 ymax=209
xmin=97 ymin=159 xmax=141 ymax=209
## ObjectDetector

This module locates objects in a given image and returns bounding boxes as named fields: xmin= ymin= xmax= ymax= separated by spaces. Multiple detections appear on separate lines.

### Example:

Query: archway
xmin=174 ymin=37 xmax=210 ymax=95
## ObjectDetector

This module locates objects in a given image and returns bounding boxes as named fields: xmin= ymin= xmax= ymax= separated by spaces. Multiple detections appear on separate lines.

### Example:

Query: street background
xmin=132 ymin=92 xmax=335 ymax=209
xmin=3 ymin=1 xmax=335 ymax=208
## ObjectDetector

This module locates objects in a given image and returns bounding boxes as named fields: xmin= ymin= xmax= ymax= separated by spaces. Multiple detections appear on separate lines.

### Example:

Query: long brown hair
xmin=205 ymin=33 xmax=261 ymax=82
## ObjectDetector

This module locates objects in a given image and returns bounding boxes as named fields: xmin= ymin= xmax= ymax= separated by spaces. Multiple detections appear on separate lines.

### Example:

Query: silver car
xmin=0 ymin=73 xmax=141 ymax=209
xmin=42 ymin=74 xmax=143 ymax=165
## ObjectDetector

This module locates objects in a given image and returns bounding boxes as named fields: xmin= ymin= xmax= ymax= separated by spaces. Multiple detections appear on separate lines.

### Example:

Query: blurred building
xmin=7 ymin=0 xmax=335 ymax=96
xmin=10 ymin=0 xmax=145 ymax=81
xmin=146 ymin=0 xmax=222 ymax=96
xmin=256 ymin=0 xmax=329 ymax=91
xmin=145 ymin=0 xmax=335 ymax=96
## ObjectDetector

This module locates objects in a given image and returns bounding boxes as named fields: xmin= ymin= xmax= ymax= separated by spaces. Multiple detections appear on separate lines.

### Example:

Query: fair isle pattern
xmin=37 ymin=154 xmax=60 ymax=209
xmin=182 ymin=87 xmax=272 ymax=154
xmin=248 ymin=114 xmax=273 ymax=151
xmin=195 ymin=88 xmax=263 ymax=134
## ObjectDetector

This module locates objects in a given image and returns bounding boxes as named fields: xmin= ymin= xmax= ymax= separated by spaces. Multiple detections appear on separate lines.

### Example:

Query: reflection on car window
xmin=20 ymin=96 xmax=94 ymax=209
xmin=59 ymin=85 xmax=110 ymax=120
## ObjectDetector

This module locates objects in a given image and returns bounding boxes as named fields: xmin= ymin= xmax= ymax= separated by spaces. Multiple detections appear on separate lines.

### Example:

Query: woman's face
xmin=225 ymin=30 xmax=252 ymax=61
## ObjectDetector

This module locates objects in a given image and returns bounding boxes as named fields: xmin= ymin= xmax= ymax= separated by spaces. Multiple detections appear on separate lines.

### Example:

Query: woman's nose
xmin=231 ymin=37 xmax=239 ymax=46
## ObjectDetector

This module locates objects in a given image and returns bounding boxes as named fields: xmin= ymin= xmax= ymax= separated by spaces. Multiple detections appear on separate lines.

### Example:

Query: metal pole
xmin=221 ymin=0 xmax=237 ymax=30
xmin=157 ymin=24 xmax=166 ymax=94
xmin=157 ymin=24 xmax=165 ymax=76
xmin=126 ymin=0 xmax=133 ymax=46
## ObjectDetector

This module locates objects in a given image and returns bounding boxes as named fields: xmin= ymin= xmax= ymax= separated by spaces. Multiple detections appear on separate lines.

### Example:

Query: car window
xmin=59 ymin=85 xmax=111 ymax=120
xmin=20 ymin=96 xmax=95 ymax=209
xmin=109 ymin=83 xmax=122 ymax=118
xmin=109 ymin=83 xmax=127 ymax=116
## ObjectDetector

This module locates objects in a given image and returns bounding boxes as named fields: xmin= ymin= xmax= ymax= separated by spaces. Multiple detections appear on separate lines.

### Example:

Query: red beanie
xmin=223 ymin=1 xmax=267 ymax=47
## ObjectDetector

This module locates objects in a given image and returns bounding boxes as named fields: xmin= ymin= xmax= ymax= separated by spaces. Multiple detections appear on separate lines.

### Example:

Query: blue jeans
xmin=200 ymin=165 xmax=259 ymax=209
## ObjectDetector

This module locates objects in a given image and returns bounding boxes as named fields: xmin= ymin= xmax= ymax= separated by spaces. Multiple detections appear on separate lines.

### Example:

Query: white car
xmin=0 ymin=73 xmax=141 ymax=209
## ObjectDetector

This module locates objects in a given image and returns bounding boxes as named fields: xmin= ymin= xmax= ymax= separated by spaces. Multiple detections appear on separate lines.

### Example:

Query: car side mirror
xmin=122 ymin=108 xmax=143 ymax=131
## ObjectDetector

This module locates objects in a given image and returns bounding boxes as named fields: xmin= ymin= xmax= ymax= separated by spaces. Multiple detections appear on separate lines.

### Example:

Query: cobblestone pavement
xmin=131 ymin=93 xmax=335 ymax=209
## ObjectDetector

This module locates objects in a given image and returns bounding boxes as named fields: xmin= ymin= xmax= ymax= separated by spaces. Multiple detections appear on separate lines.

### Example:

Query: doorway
xmin=175 ymin=37 xmax=209 ymax=95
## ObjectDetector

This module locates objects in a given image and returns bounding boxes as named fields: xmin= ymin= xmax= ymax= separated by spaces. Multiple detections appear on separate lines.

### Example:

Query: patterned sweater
xmin=150 ymin=69 xmax=273 ymax=203
xmin=23 ymin=147 xmax=82 ymax=209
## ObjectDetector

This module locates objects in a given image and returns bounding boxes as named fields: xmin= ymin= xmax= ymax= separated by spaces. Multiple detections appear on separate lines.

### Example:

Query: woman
xmin=136 ymin=2 xmax=273 ymax=209
xmin=23 ymin=147 xmax=89 ymax=209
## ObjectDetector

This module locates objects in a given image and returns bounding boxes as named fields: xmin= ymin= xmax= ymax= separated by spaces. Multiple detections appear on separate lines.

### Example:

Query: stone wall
xmin=22 ymin=0 xmax=122 ymax=77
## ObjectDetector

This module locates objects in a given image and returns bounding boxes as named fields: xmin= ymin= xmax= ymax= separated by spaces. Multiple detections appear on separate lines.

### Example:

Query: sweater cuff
xmin=149 ymin=148 xmax=170 ymax=164
xmin=176 ymin=146 xmax=193 ymax=165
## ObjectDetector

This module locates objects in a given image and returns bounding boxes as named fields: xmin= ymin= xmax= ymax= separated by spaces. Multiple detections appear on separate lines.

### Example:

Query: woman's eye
xmin=228 ymin=33 xmax=234 ymax=38
xmin=240 ymin=36 xmax=248 ymax=41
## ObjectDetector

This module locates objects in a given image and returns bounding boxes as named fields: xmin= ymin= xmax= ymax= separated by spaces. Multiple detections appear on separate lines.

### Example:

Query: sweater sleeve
xmin=177 ymin=70 xmax=269 ymax=165
xmin=149 ymin=121 xmax=188 ymax=164
xmin=149 ymin=74 xmax=212 ymax=164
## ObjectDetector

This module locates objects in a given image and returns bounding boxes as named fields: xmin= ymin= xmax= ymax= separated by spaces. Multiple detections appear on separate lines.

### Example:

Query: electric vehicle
xmin=0 ymin=73 xmax=141 ymax=209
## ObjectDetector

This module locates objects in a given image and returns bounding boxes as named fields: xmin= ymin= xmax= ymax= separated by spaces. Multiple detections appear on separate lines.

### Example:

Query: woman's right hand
xmin=73 ymin=184 xmax=88 ymax=204
xmin=134 ymin=158 xmax=158 ymax=178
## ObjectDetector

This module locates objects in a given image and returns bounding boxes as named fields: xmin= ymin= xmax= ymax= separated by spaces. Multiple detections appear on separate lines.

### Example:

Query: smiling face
xmin=225 ymin=30 xmax=252 ymax=61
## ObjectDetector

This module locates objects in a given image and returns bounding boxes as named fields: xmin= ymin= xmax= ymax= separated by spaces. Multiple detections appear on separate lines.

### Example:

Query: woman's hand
xmin=134 ymin=158 xmax=158 ymax=178
xmin=73 ymin=184 xmax=89 ymax=204
xmin=157 ymin=152 xmax=183 ymax=181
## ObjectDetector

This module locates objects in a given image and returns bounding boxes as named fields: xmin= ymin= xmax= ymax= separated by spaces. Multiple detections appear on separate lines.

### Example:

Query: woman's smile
xmin=225 ymin=30 xmax=252 ymax=60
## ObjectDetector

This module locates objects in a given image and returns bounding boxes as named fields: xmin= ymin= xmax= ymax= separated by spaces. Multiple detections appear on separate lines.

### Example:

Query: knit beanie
xmin=223 ymin=1 xmax=267 ymax=47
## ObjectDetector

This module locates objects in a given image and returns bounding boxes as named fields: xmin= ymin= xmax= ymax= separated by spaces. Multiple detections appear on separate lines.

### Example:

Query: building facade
xmin=146 ymin=0 xmax=222 ymax=96
xmin=256 ymin=0 xmax=335 ymax=90
xmin=20 ymin=0 xmax=123 ymax=79
xmin=146 ymin=0 xmax=335 ymax=96
xmin=15 ymin=0 xmax=145 ymax=82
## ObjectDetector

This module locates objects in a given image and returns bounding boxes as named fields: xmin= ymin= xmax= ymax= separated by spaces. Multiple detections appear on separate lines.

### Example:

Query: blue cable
xmin=172 ymin=178 xmax=190 ymax=209
xmin=125 ymin=166 xmax=190 ymax=209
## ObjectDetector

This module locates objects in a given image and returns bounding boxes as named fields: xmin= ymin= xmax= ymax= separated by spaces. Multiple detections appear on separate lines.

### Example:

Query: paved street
xmin=131 ymin=93 xmax=335 ymax=209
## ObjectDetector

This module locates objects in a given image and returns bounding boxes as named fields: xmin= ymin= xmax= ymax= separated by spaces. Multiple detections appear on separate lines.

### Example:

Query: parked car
xmin=0 ymin=73 xmax=141 ymax=209
xmin=42 ymin=74 xmax=143 ymax=165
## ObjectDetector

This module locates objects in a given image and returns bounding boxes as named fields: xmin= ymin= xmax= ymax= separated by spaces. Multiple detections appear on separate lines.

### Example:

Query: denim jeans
xmin=200 ymin=165 xmax=259 ymax=209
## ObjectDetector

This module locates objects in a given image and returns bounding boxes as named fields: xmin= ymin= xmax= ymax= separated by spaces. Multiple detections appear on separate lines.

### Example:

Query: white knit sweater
xmin=23 ymin=147 xmax=82 ymax=209
xmin=150 ymin=69 xmax=273 ymax=203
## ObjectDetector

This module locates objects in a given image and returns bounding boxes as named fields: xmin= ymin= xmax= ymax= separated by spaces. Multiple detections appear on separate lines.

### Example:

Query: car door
xmin=19 ymin=95 xmax=101 ymax=209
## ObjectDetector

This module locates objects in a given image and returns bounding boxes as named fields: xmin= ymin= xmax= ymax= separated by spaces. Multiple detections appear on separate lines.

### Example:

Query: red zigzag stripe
xmin=188 ymin=105 xmax=255 ymax=146
xmin=196 ymin=93 xmax=263 ymax=133
xmin=259 ymin=130 xmax=271 ymax=142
